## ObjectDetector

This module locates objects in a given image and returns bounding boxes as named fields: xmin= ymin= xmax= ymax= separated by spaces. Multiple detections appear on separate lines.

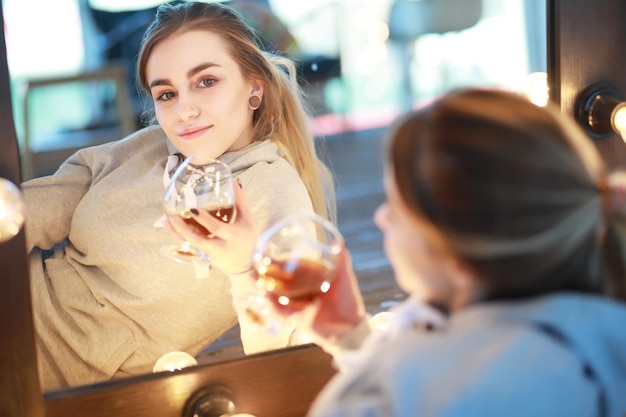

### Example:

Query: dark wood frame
xmin=42 ymin=344 xmax=336 ymax=417
xmin=0 ymin=1 xmax=45 ymax=414
xmin=547 ymin=0 xmax=626 ymax=170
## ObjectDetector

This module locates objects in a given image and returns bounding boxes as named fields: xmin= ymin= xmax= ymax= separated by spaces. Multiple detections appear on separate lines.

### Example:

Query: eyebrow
xmin=149 ymin=62 xmax=220 ymax=89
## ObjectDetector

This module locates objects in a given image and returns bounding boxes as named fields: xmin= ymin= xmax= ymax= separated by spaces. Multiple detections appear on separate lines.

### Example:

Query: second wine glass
xmin=162 ymin=157 xmax=236 ymax=267
xmin=251 ymin=211 xmax=344 ymax=309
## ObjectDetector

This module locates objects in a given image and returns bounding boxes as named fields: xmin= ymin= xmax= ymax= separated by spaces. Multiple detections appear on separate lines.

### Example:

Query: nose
xmin=177 ymin=93 xmax=200 ymax=121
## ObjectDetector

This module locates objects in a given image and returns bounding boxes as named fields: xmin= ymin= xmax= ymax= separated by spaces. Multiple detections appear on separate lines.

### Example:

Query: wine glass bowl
xmin=252 ymin=211 xmax=344 ymax=308
xmin=162 ymin=157 xmax=236 ymax=265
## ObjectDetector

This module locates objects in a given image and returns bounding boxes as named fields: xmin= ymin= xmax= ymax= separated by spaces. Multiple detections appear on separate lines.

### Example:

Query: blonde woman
xmin=23 ymin=1 xmax=334 ymax=390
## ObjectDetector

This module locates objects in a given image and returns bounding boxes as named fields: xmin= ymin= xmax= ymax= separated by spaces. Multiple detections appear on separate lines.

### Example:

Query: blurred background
xmin=1 ymin=0 xmax=549 ymax=353
xmin=3 ymin=0 xmax=546 ymax=179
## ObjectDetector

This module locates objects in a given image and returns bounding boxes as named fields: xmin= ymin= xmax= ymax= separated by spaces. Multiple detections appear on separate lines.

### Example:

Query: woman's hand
xmin=273 ymin=247 xmax=368 ymax=346
xmin=164 ymin=179 xmax=259 ymax=274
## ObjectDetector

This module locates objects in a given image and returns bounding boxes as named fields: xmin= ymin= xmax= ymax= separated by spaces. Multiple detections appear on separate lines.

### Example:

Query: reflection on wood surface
xmin=45 ymin=343 xmax=335 ymax=417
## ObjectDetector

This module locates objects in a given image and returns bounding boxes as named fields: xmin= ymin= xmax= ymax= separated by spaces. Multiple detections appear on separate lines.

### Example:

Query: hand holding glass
xmin=252 ymin=211 xmax=344 ymax=310
xmin=162 ymin=157 xmax=236 ymax=265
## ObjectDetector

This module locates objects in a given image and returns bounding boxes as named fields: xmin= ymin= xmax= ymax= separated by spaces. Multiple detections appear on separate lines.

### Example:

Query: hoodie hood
xmin=164 ymin=134 xmax=284 ymax=177
xmin=218 ymin=139 xmax=284 ymax=176
xmin=455 ymin=293 xmax=626 ymax=416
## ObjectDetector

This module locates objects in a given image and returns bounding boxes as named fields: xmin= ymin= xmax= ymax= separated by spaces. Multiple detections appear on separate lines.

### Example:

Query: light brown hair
xmin=387 ymin=88 xmax=626 ymax=301
xmin=136 ymin=1 xmax=335 ymax=222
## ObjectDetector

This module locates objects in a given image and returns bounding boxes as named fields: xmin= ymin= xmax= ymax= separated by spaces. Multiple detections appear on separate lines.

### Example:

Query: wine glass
xmin=251 ymin=211 xmax=344 ymax=310
xmin=162 ymin=157 xmax=236 ymax=267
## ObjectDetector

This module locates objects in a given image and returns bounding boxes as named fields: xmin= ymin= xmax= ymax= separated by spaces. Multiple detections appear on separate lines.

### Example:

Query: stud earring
xmin=249 ymin=95 xmax=261 ymax=110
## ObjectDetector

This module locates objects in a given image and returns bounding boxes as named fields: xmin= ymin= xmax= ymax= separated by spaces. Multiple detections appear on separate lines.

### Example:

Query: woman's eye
xmin=155 ymin=91 xmax=175 ymax=102
xmin=198 ymin=78 xmax=216 ymax=88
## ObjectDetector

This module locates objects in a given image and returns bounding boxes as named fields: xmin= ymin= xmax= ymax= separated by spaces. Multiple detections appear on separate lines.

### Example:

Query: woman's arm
xmin=166 ymin=181 xmax=300 ymax=353
xmin=22 ymin=152 xmax=93 ymax=252
xmin=166 ymin=159 xmax=373 ymax=354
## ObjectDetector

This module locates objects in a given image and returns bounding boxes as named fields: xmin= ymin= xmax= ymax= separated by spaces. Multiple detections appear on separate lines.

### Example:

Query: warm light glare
xmin=152 ymin=351 xmax=198 ymax=373
xmin=351 ymin=8 xmax=389 ymax=76
xmin=523 ymin=72 xmax=549 ymax=107
xmin=369 ymin=311 xmax=393 ymax=332
xmin=354 ymin=42 xmax=388 ymax=76
xmin=613 ymin=105 xmax=626 ymax=144
xmin=376 ymin=21 xmax=390 ymax=42
xmin=0 ymin=178 xmax=24 ymax=243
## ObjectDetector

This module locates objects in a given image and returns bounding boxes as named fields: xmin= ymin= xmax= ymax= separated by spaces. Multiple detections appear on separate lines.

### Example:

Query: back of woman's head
xmin=136 ymin=1 xmax=335 ymax=222
xmin=388 ymin=88 xmax=626 ymax=301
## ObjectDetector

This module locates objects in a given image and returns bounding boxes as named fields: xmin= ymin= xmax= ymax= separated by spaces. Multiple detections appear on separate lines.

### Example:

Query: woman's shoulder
xmin=225 ymin=140 xmax=290 ymax=170
xmin=231 ymin=143 xmax=312 ymax=229
xmin=97 ymin=125 xmax=167 ymax=152
xmin=234 ymin=143 xmax=303 ymax=189
xmin=58 ymin=125 xmax=168 ymax=176
xmin=362 ymin=321 xmax=599 ymax=416
xmin=72 ymin=125 xmax=166 ymax=155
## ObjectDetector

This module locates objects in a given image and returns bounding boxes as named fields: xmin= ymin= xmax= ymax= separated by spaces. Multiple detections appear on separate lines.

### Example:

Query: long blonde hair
xmin=387 ymin=88 xmax=626 ymax=301
xmin=136 ymin=1 xmax=335 ymax=222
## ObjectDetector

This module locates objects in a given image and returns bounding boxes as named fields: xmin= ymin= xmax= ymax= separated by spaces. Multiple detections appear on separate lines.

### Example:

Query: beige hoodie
xmin=23 ymin=125 xmax=313 ymax=390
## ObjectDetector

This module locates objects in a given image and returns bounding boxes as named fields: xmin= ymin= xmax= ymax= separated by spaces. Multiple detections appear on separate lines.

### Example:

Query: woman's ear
xmin=250 ymin=80 xmax=264 ymax=99
xmin=248 ymin=81 xmax=265 ymax=111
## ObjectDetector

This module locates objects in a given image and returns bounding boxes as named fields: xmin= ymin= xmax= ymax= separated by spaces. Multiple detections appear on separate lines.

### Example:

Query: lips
xmin=177 ymin=126 xmax=211 ymax=140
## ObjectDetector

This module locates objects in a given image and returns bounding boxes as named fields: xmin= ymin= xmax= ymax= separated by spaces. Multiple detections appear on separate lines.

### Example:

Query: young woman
xmin=23 ymin=1 xmax=334 ymax=390
xmin=252 ymin=88 xmax=626 ymax=416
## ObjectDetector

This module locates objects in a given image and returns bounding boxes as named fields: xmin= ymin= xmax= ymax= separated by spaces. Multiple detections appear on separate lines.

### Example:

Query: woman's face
xmin=374 ymin=173 xmax=459 ymax=307
xmin=146 ymin=29 xmax=262 ymax=164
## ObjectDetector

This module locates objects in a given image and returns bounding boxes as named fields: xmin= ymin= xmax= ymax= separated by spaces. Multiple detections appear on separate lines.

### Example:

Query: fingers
xmin=191 ymin=208 xmax=232 ymax=239
xmin=164 ymin=215 xmax=203 ymax=243
xmin=163 ymin=177 xmax=260 ymax=274
xmin=181 ymin=177 xmax=255 ymax=242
